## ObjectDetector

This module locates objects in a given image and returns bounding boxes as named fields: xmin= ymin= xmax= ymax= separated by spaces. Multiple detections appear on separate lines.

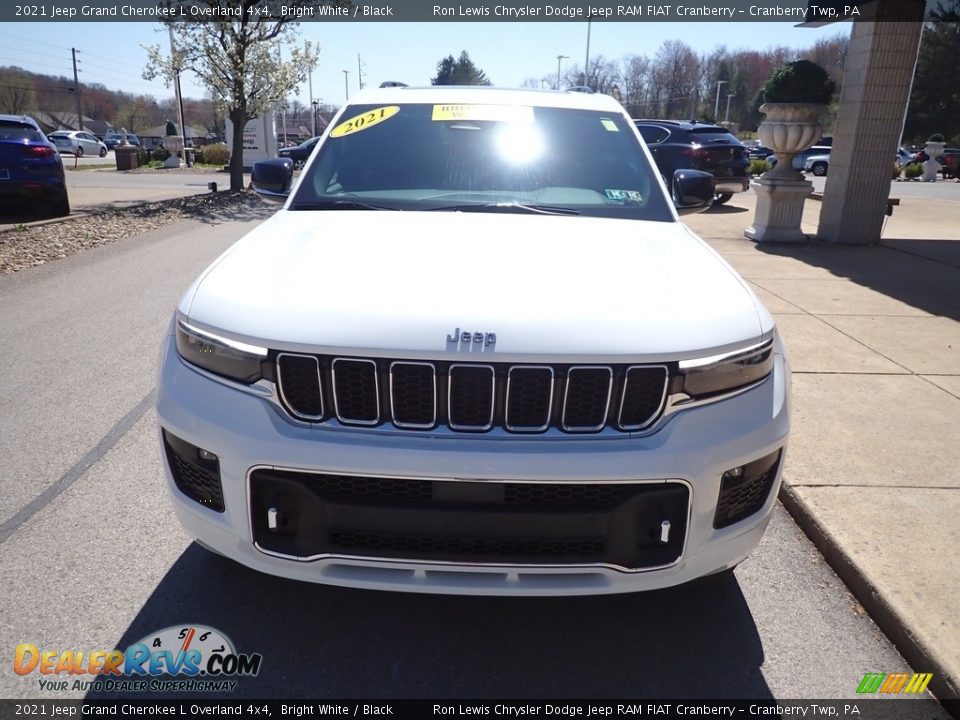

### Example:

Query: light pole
xmin=725 ymin=93 xmax=735 ymax=123
xmin=583 ymin=21 xmax=591 ymax=88
xmin=556 ymin=54 xmax=569 ymax=90
xmin=714 ymin=80 xmax=728 ymax=120
xmin=343 ymin=70 xmax=350 ymax=101
xmin=312 ymin=100 xmax=319 ymax=134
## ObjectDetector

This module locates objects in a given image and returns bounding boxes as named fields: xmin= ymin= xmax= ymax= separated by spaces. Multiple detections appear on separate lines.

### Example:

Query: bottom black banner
xmin=0 ymin=699 xmax=957 ymax=720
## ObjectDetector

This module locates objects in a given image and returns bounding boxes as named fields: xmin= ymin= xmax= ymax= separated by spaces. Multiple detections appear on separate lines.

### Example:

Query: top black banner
xmin=1 ymin=0 xmax=939 ymax=23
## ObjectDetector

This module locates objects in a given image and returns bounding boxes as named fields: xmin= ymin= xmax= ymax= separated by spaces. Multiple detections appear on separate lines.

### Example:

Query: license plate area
xmin=250 ymin=469 xmax=689 ymax=570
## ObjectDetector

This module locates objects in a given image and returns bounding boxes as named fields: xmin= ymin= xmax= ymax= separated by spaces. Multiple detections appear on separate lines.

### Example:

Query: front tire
xmin=99 ymin=146 xmax=107 ymax=157
xmin=713 ymin=193 xmax=733 ymax=205
xmin=812 ymin=162 xmax=827 ymax=176
xmin=293 ymin=159 xmax=305 ymax=170
xmin=75 ymin=146 xmax=84 ymax=158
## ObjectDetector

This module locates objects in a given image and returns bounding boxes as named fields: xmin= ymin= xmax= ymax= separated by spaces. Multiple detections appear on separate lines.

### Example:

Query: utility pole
xmin=168 ymin=26 xmax=189 ymax=166
xmin=309 ymin=72 xmax=315 ymax=136
xmin=583 ymin=21 xmax=591 ymax=88
xmin=714 ymin=80 xmax=728 ymax=121
xmin=555 ymin=54 xmax=568 ymax=90
xmin=343 ymin=70 xmax=350 ymax=101
xmin=357 ymin=54 xmax=366 ymax=91
xmin=71 ymin=48 xmax=83 ymax=130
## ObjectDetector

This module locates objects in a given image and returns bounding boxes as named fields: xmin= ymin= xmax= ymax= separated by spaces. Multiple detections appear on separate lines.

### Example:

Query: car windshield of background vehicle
xmin=293 ymin=103 xmax=674 ymax=222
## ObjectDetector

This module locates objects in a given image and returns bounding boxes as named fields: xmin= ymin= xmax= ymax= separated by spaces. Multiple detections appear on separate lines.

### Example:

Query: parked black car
xmin=277 ymin=136 xmax=320 ymax=170
xmin=634 ymin=120 xmax=749 ymax=205
xmin=0 ymin=114 xmax=69 ymax=218
xmin=938 ymin=148 xmax=959 ymax=179
xmin=748 ymin=145 xmax=775 ymax=160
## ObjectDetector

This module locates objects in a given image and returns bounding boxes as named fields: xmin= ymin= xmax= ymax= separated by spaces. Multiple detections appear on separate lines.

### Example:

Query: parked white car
xmin=157 ymin=85 xmax=790 ymax=596
xmin=48 ymin=130 xmax=107 ymax=157
xmin=803 ymin=154 xmax=831 ymax=176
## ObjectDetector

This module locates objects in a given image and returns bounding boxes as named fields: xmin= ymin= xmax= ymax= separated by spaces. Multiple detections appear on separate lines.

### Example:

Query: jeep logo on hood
xmin=446 ymin=327 xmax=497 ymax=351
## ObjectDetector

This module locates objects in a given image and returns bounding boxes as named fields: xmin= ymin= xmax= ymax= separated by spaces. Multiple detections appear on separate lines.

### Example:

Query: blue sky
xmin=1 ymin=21 xmax=849 ymax=108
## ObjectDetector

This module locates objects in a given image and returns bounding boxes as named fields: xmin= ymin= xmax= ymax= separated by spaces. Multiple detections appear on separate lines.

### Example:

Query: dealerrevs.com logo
xmin=14 ymin=625 xmax=262 ymax=693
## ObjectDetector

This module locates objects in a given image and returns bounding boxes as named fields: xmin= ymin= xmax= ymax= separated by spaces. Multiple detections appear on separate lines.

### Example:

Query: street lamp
xmin=725 ymin=92 xmax=735 ymax=123
xmin=556 ymin=54 xmax=569 ymax=90
xmin=343 ymin=70 xmax=350 ymax=101
xmin=312 ymin=100 xmax=319 ymax=136
xmin=583 ymin=21 xmax=591 ymax=88
xmin=714 ymin=80 xmax=729 ymax=120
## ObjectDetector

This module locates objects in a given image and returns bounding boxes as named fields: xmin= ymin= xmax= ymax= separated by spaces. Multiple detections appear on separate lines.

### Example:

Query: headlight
xmin=678 ymin=338 xmax=774 ymax=398
xmin=175 ymin=320 xmax=267 ymax=384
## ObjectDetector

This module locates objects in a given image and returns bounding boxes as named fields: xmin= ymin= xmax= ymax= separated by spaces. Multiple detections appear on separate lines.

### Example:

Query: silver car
xmin=48 ymin=130 xmax=108 ymax=158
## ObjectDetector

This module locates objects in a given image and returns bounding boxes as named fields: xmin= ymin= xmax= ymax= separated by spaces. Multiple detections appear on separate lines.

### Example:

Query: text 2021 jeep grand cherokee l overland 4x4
xmin=157 ymin=86 xmax=790 ymax=596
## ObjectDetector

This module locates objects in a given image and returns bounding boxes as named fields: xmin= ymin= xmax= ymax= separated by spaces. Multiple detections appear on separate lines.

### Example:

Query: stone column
xmin=816 ymin=0 xmax=925 ymax=245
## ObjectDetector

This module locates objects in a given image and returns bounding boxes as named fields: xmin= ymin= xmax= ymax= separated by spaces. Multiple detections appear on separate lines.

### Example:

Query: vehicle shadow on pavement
xmin=754 ymin=238 xmax=960 ymax=322
xmin=88 ymin=547 xmax=773 ymax=700
xmin=706 ymin=204 xmax=749 ymax=214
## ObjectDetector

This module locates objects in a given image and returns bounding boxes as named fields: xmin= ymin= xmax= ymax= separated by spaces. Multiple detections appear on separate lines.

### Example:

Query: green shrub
xmin=201 ymin=143 xmax=230 ymax=166
xmin=153 ymin=147 xmax=171 ymax=161
xmin=927 ymin=133 xmax=944 ymax=143
xmin=762 ymin=60 xmax=835 ymax=105
xmin=749 ymin=158 xmax=772 ymax=176
xmin=903 ymin=162 xmax=923 ymax=179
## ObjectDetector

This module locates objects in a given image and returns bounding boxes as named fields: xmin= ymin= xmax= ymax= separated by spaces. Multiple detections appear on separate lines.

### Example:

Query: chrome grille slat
xmin=618 ymin=365 xmax=669 ymax=431
xmin=561 ymin=366 xmax=613 ymax=432
xmin=505 ymin=366 xmax=554 ymax=432
xmin=276 ymin=353 xmax=324 ymax=420
xmin=389 ymin=361 xmax=437 ymax=429
xmin=448 ymin=364 xmax=495 ymax=431
xmin=331 ymin=358 xmax=380 ymax=425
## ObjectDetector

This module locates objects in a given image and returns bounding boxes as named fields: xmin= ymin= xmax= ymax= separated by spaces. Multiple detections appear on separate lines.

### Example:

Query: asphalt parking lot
xmin=0 ymin=203 xmax=948 ymax=706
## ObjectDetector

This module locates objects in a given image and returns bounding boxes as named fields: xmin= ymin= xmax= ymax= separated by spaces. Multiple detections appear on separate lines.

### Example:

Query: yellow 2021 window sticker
xmin=431 ymin=104 xmax=535 ymax=123
xmin=330 ymin=106 xmax=400 ymax=138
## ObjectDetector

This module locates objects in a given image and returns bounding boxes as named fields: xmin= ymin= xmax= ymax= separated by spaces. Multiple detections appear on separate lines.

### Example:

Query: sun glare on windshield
xmin=495 ymin=123 xmax=545 ymax=165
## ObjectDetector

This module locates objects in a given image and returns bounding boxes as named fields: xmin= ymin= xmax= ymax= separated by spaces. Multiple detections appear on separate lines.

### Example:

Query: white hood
xmin=182 ymin=210 xmax=765 ymax=362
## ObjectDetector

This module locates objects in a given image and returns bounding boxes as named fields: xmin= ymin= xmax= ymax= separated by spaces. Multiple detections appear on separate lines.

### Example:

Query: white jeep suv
xmin=157 ymin=85 xmax=790 ymax=595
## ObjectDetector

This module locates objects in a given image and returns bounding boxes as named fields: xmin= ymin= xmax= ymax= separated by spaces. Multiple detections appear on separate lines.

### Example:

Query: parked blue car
xmin=0 ymin=114 xmax=70 ymax=218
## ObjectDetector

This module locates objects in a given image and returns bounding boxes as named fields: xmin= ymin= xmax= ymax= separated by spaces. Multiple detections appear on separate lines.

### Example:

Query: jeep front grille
xmin=275 ymin=355 xmax=668 ymax=434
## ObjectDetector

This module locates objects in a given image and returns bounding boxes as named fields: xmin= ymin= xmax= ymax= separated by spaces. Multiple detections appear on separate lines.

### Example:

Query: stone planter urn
xmin=921 ymin=140 xmax=945 ymax=182
xmin=745 ymin=102 xmax=826 ymax=243
xmin=164 ymin=135 xmax=183 ymax=169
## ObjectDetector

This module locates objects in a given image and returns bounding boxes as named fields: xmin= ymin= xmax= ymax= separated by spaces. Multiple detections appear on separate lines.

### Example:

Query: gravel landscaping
xmin=0 ymin=191 xmax=262 ymax=275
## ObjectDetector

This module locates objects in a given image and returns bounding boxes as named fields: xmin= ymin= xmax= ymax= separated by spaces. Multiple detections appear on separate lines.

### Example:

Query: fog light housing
xmin=162 ymin=430 xmax=225 ymax=513
xmin=714 ymin=449 xmax=782 ymax=529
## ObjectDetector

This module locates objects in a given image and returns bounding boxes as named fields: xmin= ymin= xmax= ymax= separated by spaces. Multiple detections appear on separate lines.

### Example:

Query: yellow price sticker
xmin=431 ymin=104 xmax=534 ymax=123
xmin=601 ymin=118 xmax=619 ymax=132
xmin=330 ymin=106 xmax=400 ymax=138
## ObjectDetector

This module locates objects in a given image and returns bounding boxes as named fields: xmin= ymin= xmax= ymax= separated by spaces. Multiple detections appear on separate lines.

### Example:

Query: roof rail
xmin=565 ymin=86 xmax=594 ymax=94
xmin=379 ymin=81 xmax=408 ymax=88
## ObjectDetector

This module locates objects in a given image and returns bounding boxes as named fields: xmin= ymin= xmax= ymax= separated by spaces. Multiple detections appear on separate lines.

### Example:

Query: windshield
xmin=292 ymin=102 xmax=672 ymax=221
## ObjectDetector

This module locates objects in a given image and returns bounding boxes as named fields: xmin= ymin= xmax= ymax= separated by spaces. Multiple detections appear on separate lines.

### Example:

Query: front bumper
xmin=156 ymin=333 xmax=790 ymax=596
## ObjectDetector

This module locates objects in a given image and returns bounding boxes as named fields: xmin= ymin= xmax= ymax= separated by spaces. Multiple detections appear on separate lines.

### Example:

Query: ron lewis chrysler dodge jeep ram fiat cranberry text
xmin=157 ymin=85 xmax=790 ymax=595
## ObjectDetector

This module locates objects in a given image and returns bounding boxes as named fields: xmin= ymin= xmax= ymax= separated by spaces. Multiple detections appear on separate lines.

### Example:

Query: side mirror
xmin=672 ymin=169 xmax=714 ymax=215
xmin=252 ymin=158 xmax=294 ymax=203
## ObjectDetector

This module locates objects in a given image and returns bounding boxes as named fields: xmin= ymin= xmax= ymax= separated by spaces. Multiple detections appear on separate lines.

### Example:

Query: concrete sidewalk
xmin=685 ymin=187 xmax=960 ymax=703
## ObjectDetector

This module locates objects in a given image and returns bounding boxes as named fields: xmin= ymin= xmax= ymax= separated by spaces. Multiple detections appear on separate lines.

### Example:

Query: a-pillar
xmin=816 ymin=0 xmax=925 ymax=245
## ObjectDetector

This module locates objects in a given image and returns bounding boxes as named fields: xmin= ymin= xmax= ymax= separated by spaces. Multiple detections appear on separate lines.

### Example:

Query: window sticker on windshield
xmin=330 ymin=106 xmax=400 ymax=138
xmin=605 ymin=189 xmax=644 ymax=203
xmin=431 ymin=104 xmax=534 ymax=123
xmin=601 ymin=118 xmax=619 ymax=132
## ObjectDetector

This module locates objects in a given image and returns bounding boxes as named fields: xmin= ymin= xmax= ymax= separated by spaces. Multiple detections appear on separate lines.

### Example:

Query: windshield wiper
xmin=424 ymin=202 xmax=580 ymax=216
xmin=290 ymin=199 xmax=397 ymax=211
